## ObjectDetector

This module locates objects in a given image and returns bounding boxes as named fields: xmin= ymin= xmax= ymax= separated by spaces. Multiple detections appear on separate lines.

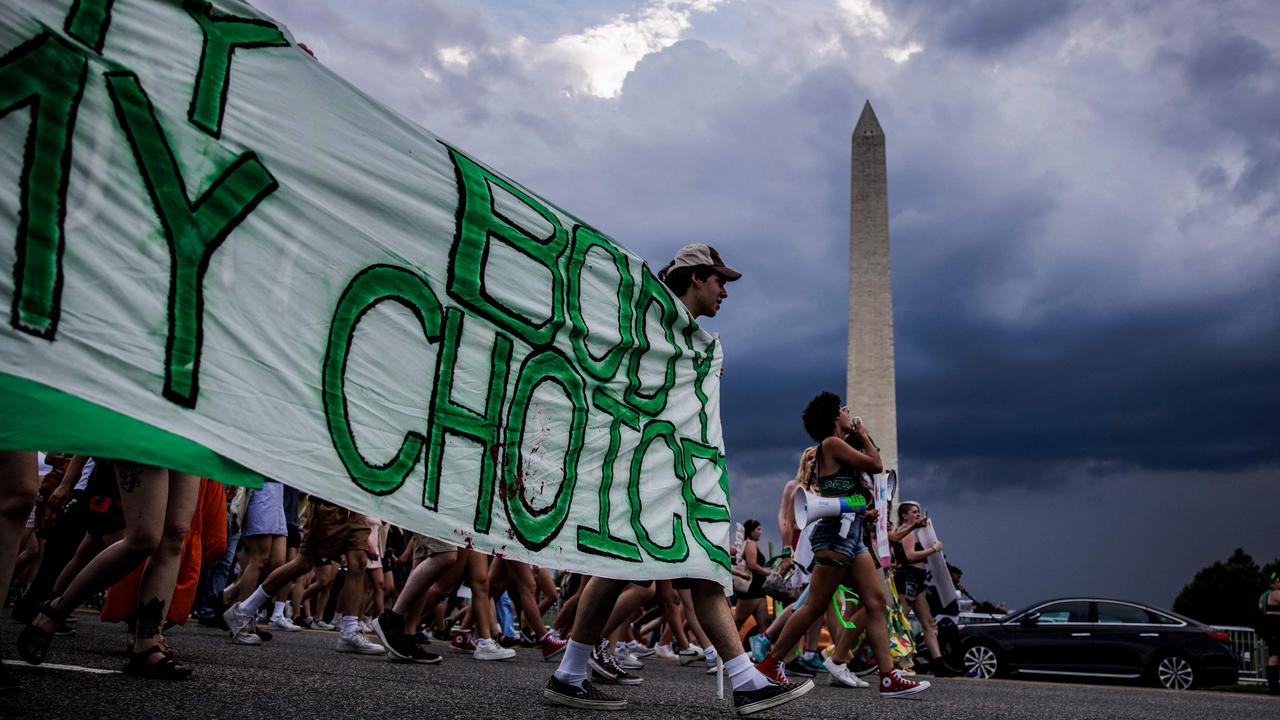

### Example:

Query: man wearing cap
xmin=545 ymin=245 xmax=813 ymax=716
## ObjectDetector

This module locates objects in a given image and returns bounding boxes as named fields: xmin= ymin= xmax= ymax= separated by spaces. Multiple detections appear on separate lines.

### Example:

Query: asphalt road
xmin=2 ymin=611 xmax=1274 ymax=719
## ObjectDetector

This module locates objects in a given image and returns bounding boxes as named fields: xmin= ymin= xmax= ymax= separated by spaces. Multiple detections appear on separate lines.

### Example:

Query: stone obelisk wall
xmin=847 ymin=101 xmax=899 ymax=474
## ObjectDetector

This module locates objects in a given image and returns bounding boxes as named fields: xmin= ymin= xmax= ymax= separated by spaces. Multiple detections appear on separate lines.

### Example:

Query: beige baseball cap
xmin=658 ymin=244 xmax=742 ymax=282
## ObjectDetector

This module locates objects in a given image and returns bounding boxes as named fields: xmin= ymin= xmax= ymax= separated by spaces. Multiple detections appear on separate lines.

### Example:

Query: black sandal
xmin=123 ymin=644 xmax=193 ymax=680
xmin=15 ymin=596 xmax=68 ymax=665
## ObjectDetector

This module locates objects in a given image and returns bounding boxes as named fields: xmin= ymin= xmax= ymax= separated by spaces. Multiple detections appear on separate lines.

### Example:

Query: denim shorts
xmin=243 ymin=481 xmax=286 ymax=537
xmin=808 ymin=512 xmax=868 ymax=559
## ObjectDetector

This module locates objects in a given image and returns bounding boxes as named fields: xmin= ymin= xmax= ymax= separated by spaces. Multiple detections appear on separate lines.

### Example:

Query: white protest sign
xmin=916 ymin=520 xmax=957 ymax=608
xmin=0 ymin=0 xmax=733 ymax=586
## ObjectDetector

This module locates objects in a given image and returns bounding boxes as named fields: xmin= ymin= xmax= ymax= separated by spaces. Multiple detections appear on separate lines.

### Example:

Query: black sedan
xmin=957 ymin=597 xmax=1237 ymax=689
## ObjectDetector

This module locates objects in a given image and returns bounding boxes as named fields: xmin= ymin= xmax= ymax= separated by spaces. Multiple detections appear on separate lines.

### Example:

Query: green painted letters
xmin=566 ymin=225 xmax=635 ymax=381
xmin=0 ymin=35 xmax=89 ymax=339
xmin=184 ymin=0 xmax=288 ymax=138
xmin=575 ymin=389 xmax=643 ymax=561
xmin=444 ymin=144 xmax=568 ymax=347
xmin=321 ymin=265 xmax=443 ymax=495
xmin=65 ymin=0 xmax=116 ymax=53
xmin=501 ymin=350 xmax=588 ymax=551
xmin=627 ymin=420 xmax=689 ymax=562
xmin=104 ymin=71 xmax=278 ymax=408
xmin=425 ymin=309 xmax=513 ymax=531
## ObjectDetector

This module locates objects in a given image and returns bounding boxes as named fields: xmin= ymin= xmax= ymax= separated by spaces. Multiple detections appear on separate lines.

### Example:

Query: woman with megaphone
xmin=754 ymin=391 xmax=931 ymax=699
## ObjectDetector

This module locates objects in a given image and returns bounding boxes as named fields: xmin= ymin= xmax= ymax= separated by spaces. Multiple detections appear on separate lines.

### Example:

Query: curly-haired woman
xmin=753 ymin=391 xmax=929 ymax=698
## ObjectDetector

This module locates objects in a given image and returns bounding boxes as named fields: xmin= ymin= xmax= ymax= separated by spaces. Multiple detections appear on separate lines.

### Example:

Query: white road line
xmin=2 ymin=659 xmax=120 ymax=674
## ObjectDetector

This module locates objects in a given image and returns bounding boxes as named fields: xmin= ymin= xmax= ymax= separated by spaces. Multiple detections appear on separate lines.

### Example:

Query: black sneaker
xmin=389 ymin=644 xmax=443 ymax=665
xmin=589 ymin=640 xmax=643 ymax=685
xmin=784 ymin=658 xmax=816 ymax=678
xmin=733 ymin=679 xmax=814 ymax=717
xmin=543 ymin=676 xmax=627 ymax=710
xmin=372 ymin=612 xmax=408 ymax=660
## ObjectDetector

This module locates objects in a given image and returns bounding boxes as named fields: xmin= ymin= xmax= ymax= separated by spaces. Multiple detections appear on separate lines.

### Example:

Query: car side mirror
xmin=1019 ymin=612 xmax=1041 ymax=628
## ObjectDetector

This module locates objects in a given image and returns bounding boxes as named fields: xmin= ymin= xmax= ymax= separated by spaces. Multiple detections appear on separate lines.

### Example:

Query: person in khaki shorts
xmin=223 ymin=498 xmax=386 ymax=655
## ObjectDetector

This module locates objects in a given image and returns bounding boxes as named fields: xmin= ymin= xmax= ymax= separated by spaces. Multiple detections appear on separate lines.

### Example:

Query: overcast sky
xmin=253 ymin=0 xmax=1279 ymax=611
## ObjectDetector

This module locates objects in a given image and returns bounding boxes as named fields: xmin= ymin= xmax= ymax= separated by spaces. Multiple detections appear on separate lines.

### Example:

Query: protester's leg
xmin=51 ymin=534 xmax=108 ymax=599
xmin=600 ymin=582 xmax=654 ymax=638
xmin=231 ymin=534 xmax=272 ymax=603
xmin=335 ymin=547 xmax=368 ymax=630
xmin=764 ymin=563 xmax=842 ymax=664
xmin=847 ymin=555 xmax=894 ymax=673
xmin=128 ymin=471 xmax=200 ymax=674
xmin=0 ymin=451 xmax=39 ymax=687
xmin=677 ymin=587 xmax=712 ymax=649
xmin=506 ymin=560 xmax=556 ymax=642
xmin=830 ymin=607 xmax=867 ymax=662
xmin=535 ymin=566 xmax=558 ymax=615
xmin=0 ymin=452 xmax=39 ymax=598
xmin=911 ymin=594 xmax=941 ymax=662
xmin=656 ymin=581 xmax=691 ymax=649
xmin=467 ymin=553 xmax=496 ymax=641
xmin=552 ymin=588 xmax=580 ymax=636
xmin=19 ymin=462 xmax=167 ymax=664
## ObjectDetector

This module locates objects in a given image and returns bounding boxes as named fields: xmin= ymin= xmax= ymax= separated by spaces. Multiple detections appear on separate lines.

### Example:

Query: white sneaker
xmin=677 ymin=644 xmax=704 ymax=665
xmin=336 ymin=631 xmax=386 ymax=655
xmin=627 ymin=640 xmax=655 ymax=658
xmin=358 ymin=619 xmax=372 ymax=635
xmin=269 ymin=615 xmax=302 ymax=632
xmin=653 ymin=643 xmax=676 ymax=660
xmin=223 ymin=602 xmax=261 ymax=645
xmin=474 ymin=639 xmax=516 ymax=661
xmin=826 ymin=656 xmax=869 ymax=688
xmin=615 ymin=650 xmax=644 ymax=670
xmin=313 ymin=619 xmax=336 ymax=631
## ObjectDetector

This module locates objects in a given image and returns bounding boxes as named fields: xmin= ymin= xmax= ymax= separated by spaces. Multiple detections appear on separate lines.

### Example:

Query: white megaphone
xmin=794 ymin=490 xmax=863 ymax=528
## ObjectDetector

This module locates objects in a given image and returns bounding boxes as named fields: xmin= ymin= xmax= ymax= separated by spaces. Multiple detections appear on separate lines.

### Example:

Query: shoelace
xmin=595 ymin=641 xmax=626 ymax=676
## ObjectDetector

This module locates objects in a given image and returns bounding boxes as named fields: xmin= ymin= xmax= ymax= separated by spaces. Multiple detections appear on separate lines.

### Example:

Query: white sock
xmin=271 ymin=601 xmax=286 ymax=621
xmin=340 ymin=615 xmax=358 ymax=635
xmin=615 ymin=640 xmax=625 ymax=654
xmin=803 ymin=650 xmax=819 ymax=661
xmin=243 ymin=586 xmax=272 ymax=615
xmin=704 ymin=646 xmax=720 ymax=664
xmin=726 ymin=654 xmax=773 ymax=692
xmin=553 ymin=639 xmax=593 ymax=688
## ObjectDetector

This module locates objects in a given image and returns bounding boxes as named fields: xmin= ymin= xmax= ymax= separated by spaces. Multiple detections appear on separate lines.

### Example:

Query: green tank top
xmin=813 ymin=448 xmax=871 ymax=502
xmin=1262 ymin=589 xmax=1279 ymax=613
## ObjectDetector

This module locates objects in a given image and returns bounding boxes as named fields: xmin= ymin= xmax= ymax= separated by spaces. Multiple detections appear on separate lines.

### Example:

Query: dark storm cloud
xmin=1152 ymin=30 xmax=1280 ymax=213
xmin=890 ymin=0 xmax=1078 ymax=55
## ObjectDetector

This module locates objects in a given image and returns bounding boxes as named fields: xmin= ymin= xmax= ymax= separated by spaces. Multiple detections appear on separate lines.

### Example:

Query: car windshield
xmin=1000 ymin=602 xmax=1039 ymax=622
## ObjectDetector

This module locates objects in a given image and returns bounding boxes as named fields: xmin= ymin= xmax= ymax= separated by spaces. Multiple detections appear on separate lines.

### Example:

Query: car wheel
xmin=1153 ymin=652 xmax=1195 ymax=690
xmin=963 ymin=642 xmax=1000 ymax=679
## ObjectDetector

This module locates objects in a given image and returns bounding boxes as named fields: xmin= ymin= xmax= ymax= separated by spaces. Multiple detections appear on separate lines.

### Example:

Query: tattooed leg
xmin=29 ymin=462 xmax=167 ymax=635
xmin=131 ymin=472 xmax=200 ymax=651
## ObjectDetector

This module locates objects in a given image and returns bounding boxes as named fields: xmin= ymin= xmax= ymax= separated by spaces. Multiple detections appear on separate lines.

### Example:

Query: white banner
xmin=0 ymin=0 xmax=733 ymax=585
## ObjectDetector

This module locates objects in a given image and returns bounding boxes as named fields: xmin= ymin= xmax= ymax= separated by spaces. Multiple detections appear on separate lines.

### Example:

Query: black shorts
xmin=286 ymin=524 xmax=302 ymax=549
xmin=899 ymin=566 xmax=928 ymax=599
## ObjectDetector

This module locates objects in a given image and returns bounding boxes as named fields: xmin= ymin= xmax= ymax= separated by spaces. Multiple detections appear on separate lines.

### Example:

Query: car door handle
xmin=1139 ymin=633 xmax=1159 ymax=637
xmin=1070 ymin=632 xmax=1091 ymax=637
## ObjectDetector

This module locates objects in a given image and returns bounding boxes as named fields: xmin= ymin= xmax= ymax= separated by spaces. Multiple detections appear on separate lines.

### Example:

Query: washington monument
xmin=847 ymin=100 xmax=899 ymax=474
